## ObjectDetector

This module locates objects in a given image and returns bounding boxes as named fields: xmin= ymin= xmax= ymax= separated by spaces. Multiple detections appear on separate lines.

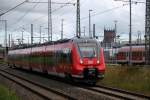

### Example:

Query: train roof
xmin=9 ymin=37 xmax=98 ymax=50
xmin=118 ymin=45 xmax=145 ymax=52
xmin=10 ymin=38 xmax=71 ymax=50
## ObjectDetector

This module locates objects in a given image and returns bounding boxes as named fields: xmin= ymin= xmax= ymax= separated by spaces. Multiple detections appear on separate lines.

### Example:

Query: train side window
xmin=56 ymin=50 xmax=61 ymax=65
xmin=63 ymin=48 xmax=72 ymax=64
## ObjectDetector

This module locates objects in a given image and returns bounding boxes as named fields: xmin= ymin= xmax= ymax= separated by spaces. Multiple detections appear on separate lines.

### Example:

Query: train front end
xmin=72 ymin=38 xmax=105 ymax=83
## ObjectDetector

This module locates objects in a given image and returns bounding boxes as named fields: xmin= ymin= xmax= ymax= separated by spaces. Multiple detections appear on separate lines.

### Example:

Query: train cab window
xmin=78 ymin=43 xmax=98 ymax=58
xmin=80 ymin=47 xmax=96 ymax=58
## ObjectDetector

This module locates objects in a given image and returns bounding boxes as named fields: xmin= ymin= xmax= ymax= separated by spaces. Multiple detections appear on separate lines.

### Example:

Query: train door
xmin=63 ymin=48 xmax=72 ymax=74
xmin=45 ymin=45 xmax=56 ymax=75
xmin=42 ymin=46 xmax=47 ymax=73
xmin=27 ymin=48 xmax=31 ymax=70
xmin=29 ymin=47 xmax=33 ymax=70
xmin=54 ymin=44 xmax=64 ymax=76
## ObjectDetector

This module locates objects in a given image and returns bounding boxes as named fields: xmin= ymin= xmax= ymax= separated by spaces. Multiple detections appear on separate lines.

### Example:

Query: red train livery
xmin=116 ymin=45 xmax=145 ymax=65
xmin=8 ymin=38 xmax=105 ymax=83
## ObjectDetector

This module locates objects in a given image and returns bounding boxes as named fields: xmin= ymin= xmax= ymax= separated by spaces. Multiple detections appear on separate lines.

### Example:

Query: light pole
xmin=21 ymin=27 xmax=25 ymax=44
xmin=114 ymin=20 xmax=118 ymax=64
xmin=39 ymin=26 xmax=42 ymax=43
xmin=61 ymin=19 xmax=64 ymax=39
xmin=83 ymin=26 xmax=86 ymax=37
xmin=89 ymin=9 xmax=93 ymax=38
xmin=48 ymin=0 xmax=52 ymax=42
xmin=93 ymin=24 xmax=96 ymax=38
xmin=9 ymin=34 xmax=11 ymax=48
xmin=114 ymin=20 xmax=118 ymax=44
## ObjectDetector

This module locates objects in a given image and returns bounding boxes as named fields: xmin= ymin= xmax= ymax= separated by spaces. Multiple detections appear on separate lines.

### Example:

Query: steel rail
xmin=1 ymin=63 xmax=150 ymax=100
xmin=81 ymin=85 xmax=150 ymax=100
xmin=96 ymin=85 xmax=150 ymax=99
xmin=0 ymin=69 xmax=76 ymax=100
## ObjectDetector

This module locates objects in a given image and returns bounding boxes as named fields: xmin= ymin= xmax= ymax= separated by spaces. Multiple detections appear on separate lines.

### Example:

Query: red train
xmin=7 ymin=38 xmax=105 ymax=84
xmin=116 ymin=45 xmax=145 ymax=65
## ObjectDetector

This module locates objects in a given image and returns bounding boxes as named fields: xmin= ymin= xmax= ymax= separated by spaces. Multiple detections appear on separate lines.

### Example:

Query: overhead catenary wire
xmin=7 ymin=1 xmax=75 ymax=34
xmin=10 ymin=0 xmax=76 ymax=33
xmin=0 ymin=0 xmax=27 ymax=17
xmin=26 ymin=1 xmax=76 ymax=5
xmin=11 ymin=3 xmax=128 ymax=40
xmin=10 ymin=0 xmax=137 ymax=42
xmin=81 ymin=4 xmax=127 ymax=20
xmin=8 ymin=0 xmax=40 ymax=28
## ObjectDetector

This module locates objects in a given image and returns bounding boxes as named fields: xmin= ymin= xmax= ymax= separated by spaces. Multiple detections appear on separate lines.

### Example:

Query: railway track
xmin=0 ymin=63 xmax=150 ymax=100
xmin=0 ymin=68 xmax=76 ymax=100
xmin=97 ymin=85 xmax=150 ymax=99
xmin=81 ymin=85 xmax=150 ymax=100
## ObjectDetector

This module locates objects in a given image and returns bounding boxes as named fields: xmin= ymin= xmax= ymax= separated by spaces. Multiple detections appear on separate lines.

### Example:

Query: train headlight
xmin=80 ymin=60 xmax=83 ymax=64
xmin=97 ymin=60 xmax=100 ymax=64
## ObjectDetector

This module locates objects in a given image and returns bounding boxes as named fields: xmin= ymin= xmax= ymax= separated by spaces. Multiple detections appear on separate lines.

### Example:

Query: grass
xmin=0 ymin=60 xmax=19 ymax=100
xmin=0 ymin=85 xmax=19 ymax=100
xmin=98 ymin=65 xmax=150 ymax=96
xmin=0 ymin=59 xmax=6 ymax=64
xmin=1 ymin=60 xmax=150 ymax=96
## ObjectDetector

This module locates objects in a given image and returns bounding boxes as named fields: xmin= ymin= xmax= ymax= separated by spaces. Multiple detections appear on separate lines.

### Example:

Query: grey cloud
xmin=0 ymin=0 xmax=146 ymax=45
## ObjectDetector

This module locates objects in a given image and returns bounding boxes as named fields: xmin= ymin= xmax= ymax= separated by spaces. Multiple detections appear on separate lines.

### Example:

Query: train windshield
xmin=78 ymin=43 xmax=98 ymax=58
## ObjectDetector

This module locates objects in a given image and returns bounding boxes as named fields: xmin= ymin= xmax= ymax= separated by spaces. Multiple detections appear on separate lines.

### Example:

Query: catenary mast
xmin=145 ymin=0 xmax=150 ymax=65
xmin=76 ymin=0 xmax=81 ymax=37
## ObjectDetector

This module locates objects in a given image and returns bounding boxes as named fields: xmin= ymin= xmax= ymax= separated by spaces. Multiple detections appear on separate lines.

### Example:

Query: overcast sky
xmin=0 ymin=0 xmax=145 ymax=46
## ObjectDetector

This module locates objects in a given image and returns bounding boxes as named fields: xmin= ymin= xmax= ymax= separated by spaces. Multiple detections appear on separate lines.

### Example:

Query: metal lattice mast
xmin=4 ymin=20 xmax=8 ymax=61
xmin=129 ymin=0 xmax=132 ymax=66
xmin=76 ymin=0 xmax=81 ymax=37
xmin=145 ymin=0 xmax=150 ymax=65
xmin=48 ymin=0 xmax=52 ymax=41
xmin=40 ymin=26 xmax=42 ymax=43
xmin=61 ymin=19 xmax=64 ymax=39
xmin=31 ymin=24 xmax=33 ymax=44
xmin=89 ymin=9 xmax=92 ymax=38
